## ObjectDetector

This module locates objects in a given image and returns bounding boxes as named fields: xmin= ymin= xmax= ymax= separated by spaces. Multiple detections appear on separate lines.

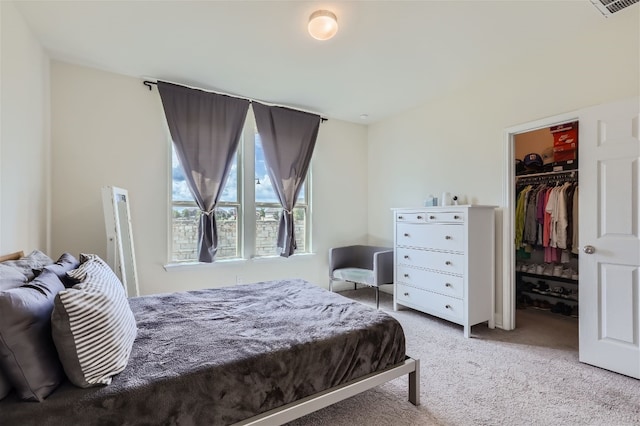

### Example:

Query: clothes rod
xmin=516 ymin=170 xmax=578 ymax=186
xmin=142 ymin=80 xmax=328 ymax=122
xmin=516 ymin=170 xmax=577 ymax=179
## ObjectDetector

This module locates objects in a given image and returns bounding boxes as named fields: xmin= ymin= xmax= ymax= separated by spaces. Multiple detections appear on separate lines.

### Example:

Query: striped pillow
xmin=51 ymin=254 xmax=137 ymax=388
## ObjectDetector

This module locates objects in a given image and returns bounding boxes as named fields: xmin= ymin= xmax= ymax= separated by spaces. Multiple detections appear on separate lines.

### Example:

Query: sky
xmin=172 ymin=136 xmax=304 ymax=204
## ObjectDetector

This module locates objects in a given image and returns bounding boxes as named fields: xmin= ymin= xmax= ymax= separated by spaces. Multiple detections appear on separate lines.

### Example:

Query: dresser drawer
xmin=396 ymin=284 xmax=463 ymax=322
xmin=395 ymin=212 xmax=427 ymax=223
xmin=396 ymin=265 xmax=464 ymax=299
xmin=425 ymin=211 xmax=465 ymax=223
xmin=396 ymin=223 xmax=464 ymax=252
xmin=396 ymin=247 xmax=465 ymax=275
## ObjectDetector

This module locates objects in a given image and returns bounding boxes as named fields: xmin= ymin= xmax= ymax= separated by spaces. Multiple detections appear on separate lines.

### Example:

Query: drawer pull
xmin=417 ymin=215 xmax=423 ymax=219
xmin=403 ymin=255 xmax=409 ymax=259
xmin=445 ymin=235 xmax=452 ymax=240
xmin=454 ymin=215 xmax=460 ymax=219
xmin=404 ymin=233 xmax=410 ymax=237
xmin=398 ymin=215 xmax=404 ymax=220
xmin=445 ymin=261 xmax=452 ymax=266
xmin=403 ymin=273 xmax=409 ymax=278
xmin=429 ymin=215 xmax=435 ymax=219
xmin=445 ymin=283 xmax=452 ymax=287
xmin=445 ymin=304 xmax=452 ymax=310
xmin=404 ymin=292 xmax=409 ymax=296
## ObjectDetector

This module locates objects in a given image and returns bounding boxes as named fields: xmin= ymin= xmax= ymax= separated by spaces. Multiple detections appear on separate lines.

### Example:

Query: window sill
xmin=163 ymin=252 xmax=316 ymax=271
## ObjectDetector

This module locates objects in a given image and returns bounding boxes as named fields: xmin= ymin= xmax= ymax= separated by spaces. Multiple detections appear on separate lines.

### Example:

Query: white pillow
xmin=0 ymin=249 xmax=53 ymax=281
xmin=51 ymin=254 xmax=137 ymax=388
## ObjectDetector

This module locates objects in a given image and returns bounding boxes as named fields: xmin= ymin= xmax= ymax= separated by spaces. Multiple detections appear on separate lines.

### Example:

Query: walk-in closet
xmin=513 ymin=122 xmax=579 ymax=327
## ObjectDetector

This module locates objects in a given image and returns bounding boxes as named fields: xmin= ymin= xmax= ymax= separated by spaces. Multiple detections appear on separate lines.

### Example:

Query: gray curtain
xmin=157 ymin=81 xmax=249 ymax=262
xmin=252 ymin=102 xmax=320 ymax=257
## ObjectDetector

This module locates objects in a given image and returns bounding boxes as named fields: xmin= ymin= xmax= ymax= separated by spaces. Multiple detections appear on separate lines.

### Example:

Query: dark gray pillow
xmin=0 ymin=367 xmax=11 ymax=400
xmin=37 ymin=253 xmax=81 ymax=288
xmin=52 ymin=254 xmax=137 ymax=388
xmin=0 ymin=269 xmax=65 ymax=401
xmin=1 ymin=250 xmax=54 ymax=281
xmin=0 ymin=264 xmax=27 ymax=291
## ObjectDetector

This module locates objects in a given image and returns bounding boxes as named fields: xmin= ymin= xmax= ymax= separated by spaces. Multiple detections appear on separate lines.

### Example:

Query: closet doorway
xmin=513 ymin=124 xmax=579 ymax=331
xmin=502 ymin=110 xmax=579 ymax=332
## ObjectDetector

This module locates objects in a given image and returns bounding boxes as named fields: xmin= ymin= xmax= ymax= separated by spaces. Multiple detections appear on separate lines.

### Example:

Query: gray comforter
xmin=0 ymin=279 xmax=406 ymax=425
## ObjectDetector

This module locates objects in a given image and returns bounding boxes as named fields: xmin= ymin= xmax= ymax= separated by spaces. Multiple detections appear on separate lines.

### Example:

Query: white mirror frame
xmin=102 ymin=186 xmax=140 ymax=297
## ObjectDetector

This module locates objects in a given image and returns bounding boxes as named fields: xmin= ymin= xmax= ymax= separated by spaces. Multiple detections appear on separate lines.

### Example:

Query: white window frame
xmin=167 ymin=107 xmax=312 ymax=264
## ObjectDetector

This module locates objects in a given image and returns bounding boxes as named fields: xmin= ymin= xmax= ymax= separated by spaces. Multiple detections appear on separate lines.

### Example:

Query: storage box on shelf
xmin=550 ymin=121 xmax=578 ymax=170
xmin=392 ymin=206 xmax=496 ymax=338
xmin=552 ymin=159 xmax=578 ymax=172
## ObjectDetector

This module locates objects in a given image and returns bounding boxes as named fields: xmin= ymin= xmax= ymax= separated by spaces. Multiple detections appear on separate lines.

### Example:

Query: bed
xmin=0 ymin=271 xmax=419 ymax=425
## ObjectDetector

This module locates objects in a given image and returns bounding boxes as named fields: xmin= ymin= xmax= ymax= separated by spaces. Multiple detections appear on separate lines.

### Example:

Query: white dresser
xmin=393 ymin=206 xmax=496 ymax=338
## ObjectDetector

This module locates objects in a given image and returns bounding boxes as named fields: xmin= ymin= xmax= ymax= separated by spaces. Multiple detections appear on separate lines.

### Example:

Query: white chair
xmin=329 ymin=245 xmax=394 ymax=309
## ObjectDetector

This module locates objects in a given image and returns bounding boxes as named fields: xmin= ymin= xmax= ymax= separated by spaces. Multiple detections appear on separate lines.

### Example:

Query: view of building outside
xmin=171 ymin=132 xmax=308 ymax=262
xmin=172 ymin=207 xmax=306 ymax=261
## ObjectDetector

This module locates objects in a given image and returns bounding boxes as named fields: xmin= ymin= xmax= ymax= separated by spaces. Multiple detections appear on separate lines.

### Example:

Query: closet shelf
xmin=516 ymin=271 xmax=578 ymax=285
xmin=521 ymin=290 xmax=578 ymax=303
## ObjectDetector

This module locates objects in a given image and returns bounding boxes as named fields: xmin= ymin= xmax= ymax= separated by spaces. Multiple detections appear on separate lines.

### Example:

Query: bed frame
xmin=236 ymin=356 xmax=420 ymax=425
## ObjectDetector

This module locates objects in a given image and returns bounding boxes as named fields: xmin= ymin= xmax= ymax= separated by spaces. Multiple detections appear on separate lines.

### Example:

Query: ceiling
xmin=12 ymin=1 xmax=626 ymax=123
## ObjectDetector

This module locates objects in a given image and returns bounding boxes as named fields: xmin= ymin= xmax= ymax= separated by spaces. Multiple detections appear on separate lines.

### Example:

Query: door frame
xmin=501 ymin=109 xmax=579 ymax=330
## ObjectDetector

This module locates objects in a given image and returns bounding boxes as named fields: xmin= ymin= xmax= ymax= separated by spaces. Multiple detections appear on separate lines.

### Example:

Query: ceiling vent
xmin=590 ymin=0 xmax=639 ymax=17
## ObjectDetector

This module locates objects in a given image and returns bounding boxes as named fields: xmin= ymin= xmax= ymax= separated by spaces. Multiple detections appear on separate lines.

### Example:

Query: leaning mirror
xmin=102 ymin=186 xmax=140 ymax=297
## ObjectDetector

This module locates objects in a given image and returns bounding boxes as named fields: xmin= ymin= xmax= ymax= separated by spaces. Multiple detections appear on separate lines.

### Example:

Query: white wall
xmin=367 ymin=10 xmax=640 ymax=326
xmin=0 ymin=1 xmax=50 ymax=255
xmin=50 ymin=61 xmax=369 ymax=295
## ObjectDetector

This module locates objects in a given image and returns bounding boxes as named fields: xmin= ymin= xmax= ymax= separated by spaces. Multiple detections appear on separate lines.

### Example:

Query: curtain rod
xmin=143 ymin=80 xmax=328 ymax=122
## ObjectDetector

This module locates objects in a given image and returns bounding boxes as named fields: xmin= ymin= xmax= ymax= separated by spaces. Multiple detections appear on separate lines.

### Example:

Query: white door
xmin=579 ymin=97 xmax=640 ymax=379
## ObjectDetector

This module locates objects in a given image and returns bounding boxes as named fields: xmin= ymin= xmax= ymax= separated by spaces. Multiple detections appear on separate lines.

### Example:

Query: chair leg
xmin=329 ymin=278 xmax=333 ymax=292
xmin=375 ymin=287 xmax=380 ymax=309
xmin=354 ymin=282 xmax=357 ymax=291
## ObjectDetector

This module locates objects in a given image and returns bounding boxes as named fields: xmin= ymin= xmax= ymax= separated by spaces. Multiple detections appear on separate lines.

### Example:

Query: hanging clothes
xmin=515 ymin=185 xmax=532 ymax=249
xmin=565 ymin=184 xmax=577 ymax=251
xmin=515 ymin=174 xmax=578 ymax=264
xmin=572 ymin=186 xmax=580 ymax=254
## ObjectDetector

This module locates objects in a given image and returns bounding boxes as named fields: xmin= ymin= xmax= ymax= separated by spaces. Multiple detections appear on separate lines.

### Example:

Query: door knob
xmin=583 ymin=245 xmax=596 ymax=254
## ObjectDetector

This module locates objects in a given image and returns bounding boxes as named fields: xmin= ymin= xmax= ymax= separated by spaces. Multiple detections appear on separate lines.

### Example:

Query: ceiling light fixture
xmin=308 ymin=10 xmax=338 ymax=41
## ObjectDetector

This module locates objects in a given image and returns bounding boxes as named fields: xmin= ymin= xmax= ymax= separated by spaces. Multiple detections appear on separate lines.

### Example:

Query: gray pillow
xmin=0 ymin=264 xmax=27 ymax=291
xmin=37 ymin=253 xmax=81 ymax=288
xmin=52 ymin=254 xmax=137 ymax=388
xmin=1 ymin=249 xmax=54 ymax=281
xmin=0 ymin=269 xmax=65 ymax=401
xmin=0 ymin=367 xmax=11 ymax=400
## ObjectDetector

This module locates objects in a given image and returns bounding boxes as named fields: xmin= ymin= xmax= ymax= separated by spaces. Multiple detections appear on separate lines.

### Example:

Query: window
xmin=254 ymin=132 xmax=309 ymax=257
xmin=170 ymin=111 xmax=311 ymax=262
xmin=171 ymin=150 xmax=240 ymax=261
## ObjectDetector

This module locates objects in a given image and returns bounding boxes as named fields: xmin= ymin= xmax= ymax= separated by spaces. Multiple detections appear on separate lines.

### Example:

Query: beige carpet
xmin=287 ymin=289 xmax=639 ymax=426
